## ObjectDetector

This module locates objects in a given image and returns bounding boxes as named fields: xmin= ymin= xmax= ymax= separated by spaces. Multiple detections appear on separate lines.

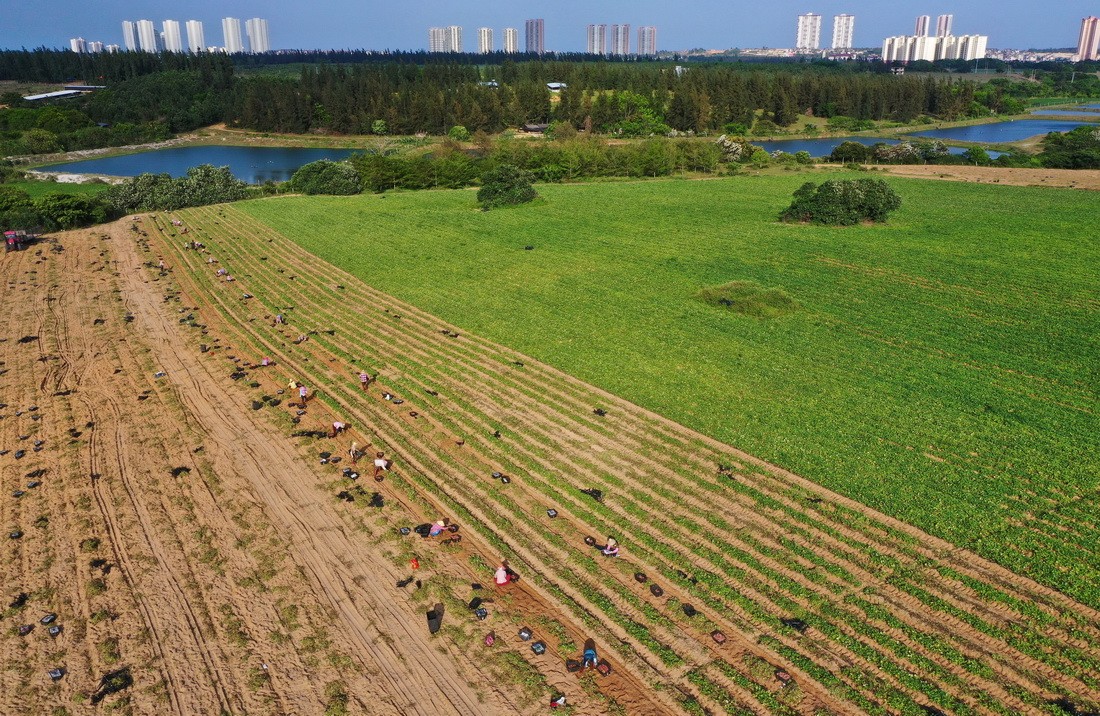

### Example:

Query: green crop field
xmin=6 ymin=179 xmax=110 ymax=198
xmin=239 ymin=173 xmax=1100 ymax=607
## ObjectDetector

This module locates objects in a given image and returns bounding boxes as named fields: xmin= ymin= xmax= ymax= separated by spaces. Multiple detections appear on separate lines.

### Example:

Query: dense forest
xmin=1 ymin=49 xmax=1099 ymax=158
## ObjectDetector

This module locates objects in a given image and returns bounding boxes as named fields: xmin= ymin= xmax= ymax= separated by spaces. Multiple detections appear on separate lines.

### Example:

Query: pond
xmin=44 ymin=145 xmax=361 ymax=184
xmin=907 ymin=119 xmax=1098 ymax=143
xmin=756 ymin=136 xmax=1003 ymax=158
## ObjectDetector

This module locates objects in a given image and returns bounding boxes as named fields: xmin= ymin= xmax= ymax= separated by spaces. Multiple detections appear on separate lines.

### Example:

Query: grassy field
xmin=5 ymin=178 xmax=110 ymax=198
xmin=239 ymin=173 xmax=1100 ymax=606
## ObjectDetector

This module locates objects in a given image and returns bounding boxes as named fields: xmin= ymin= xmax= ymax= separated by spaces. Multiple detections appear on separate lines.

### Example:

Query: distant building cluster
xmin=1078 ymin=17 xmax=1100 ymax=61
xmin=794 ymin=13 xmax=855 ymax=52
xmin=881 ymin=13 xmax=988 ymax=62
xmin=428 ymin=19 xmax=539 ymax=53
xmin=427 ymin=18 xmax=655 ymax=56
xmin=99 ymin=17 xmax=269 ymax=54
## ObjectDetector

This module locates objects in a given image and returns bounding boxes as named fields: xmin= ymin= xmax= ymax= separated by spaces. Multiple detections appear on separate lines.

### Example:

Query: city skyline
xmin=15 ymin=1 xmax=1100 ymax=53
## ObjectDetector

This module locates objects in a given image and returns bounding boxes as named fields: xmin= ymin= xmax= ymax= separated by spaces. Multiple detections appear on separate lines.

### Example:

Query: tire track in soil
xmin=116 ymin=219 xmax=526 ymax=716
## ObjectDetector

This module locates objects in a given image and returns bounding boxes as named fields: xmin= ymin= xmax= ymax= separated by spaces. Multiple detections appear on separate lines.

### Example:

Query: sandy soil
xmin=871 ymin=164 xmax=1100 ymax=189
xmin=3 ymin=209 xmax=1098 ymax=715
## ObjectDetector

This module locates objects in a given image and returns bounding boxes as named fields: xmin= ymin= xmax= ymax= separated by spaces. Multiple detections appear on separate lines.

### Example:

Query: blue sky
xmin=3 ymin=0 xmax=1096 ymax=52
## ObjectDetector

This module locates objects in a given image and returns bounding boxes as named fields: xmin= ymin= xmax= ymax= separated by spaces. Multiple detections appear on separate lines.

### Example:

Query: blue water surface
xmin=757 ymin=136 xmax=1002 ymax=158
xmin=908 ymin=119 xmax=1098 ymax=142
xmin=45 ymin=145 xmax=361 ymax=184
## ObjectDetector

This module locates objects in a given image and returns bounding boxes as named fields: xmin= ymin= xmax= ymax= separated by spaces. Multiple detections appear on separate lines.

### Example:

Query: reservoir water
xmin=44 ymin=145 xmax=360 ymax=184
xmin=756 ymin=137 xmax=1002 ymax=158
xmin=907 ymin=119 xmax=1098 ymax=143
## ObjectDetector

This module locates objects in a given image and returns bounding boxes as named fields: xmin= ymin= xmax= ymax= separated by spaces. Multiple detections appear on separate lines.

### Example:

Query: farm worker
xmin=373 ymin=452 xmax=389 ymax=480
xmin=299 ymin=384 xmax=308 ymax=403
xmin=331 ymin=421 xmax=346 ymax=438
xmin=349 ymin=441 xmax=360 ymax=464
xmin=602 ymin=537 xmax=619 ymax=557
xmin=429 ymin=519 xmax=449 ymax=537
xmin=582 ymin=639 xmax=598 ymax=668
xmin=158 ymin=258 xmax=166 ymax=270
xmin=359 ymin=372 xmax=371 ymax=390
xmin=288 ymin=380 xmax=298 ymax=390
xmin=494 ymin=562 xmax=515 ymax=586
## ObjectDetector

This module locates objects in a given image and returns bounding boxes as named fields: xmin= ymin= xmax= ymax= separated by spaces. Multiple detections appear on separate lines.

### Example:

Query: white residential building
xmin=246 ymin=18 xmax=270 ymax=53
xmin=162 ymin=20 xmax=183 ymax=52
xmin=503 ymin=27 xmax=519 ymax=52
xmin=477 ymin=27 xmax=493 ymax=53
xmin=429 ymin=26 xmax=462 ymax=52
xmin=121 ymin=21 xmax=138 ymax=51
xmin=936 ymin=14 xmax=954 ymax=37
xmin=222 ymin=17 xmax=244 ymax=54
xmin=69 ymin=37 xmax=86 ymax=53
xmin=586 ymin=24 xmax=607 ymax=55
xmin=186 ymin=21 xmax=205 ymax=53
xmin=637 ymin=26 xmax=657 ymax=56
xmin=915 ymin=15 xmax=930 ymax=36
xmin=89 ymin=41 xmax=104 ymax=53
xmin=796 ymin=13 xmax=822 ymax=50
xmin=1078 ymin=16 xmax=1100 ymax=61
xmin=610 ymin=24 xmax=630 ymax=55
xmin=447 ymin=25 xmax=462 ymax=52
xmin=105 ymin=44 xmax=119 ymax=53
xmin=832 ymin=14 xmax=855 ymax=50
xmin=525 ymin=19 xmax=544 ymax=54
xmin=882 ymin=33 xmax=988 ymax=62
xmin=135 ymin=20 xmax=158 ymax=52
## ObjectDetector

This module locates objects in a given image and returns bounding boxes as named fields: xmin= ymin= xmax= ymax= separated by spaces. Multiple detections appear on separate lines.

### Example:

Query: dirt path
xmin=870 ymin=164 xmax=1100 ymax=189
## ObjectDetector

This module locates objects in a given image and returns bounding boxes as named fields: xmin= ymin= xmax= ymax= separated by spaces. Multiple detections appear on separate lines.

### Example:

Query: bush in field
xmin=779 ymin=178 xmax=901 ymax=226
xmin=477 ymin=164 xmax=537 ymax=209
xmin=290 ymin=160 xmax=361 ymax=195
xmin=696 ymin=280 xmax=800 ymax=318
xmin=104 ymin=164 xmax=247 ymax=212
xmin=447 ymin=125 xmax=471 ymax=141
xmin=34 ymin=193 xmax=108 ymax=229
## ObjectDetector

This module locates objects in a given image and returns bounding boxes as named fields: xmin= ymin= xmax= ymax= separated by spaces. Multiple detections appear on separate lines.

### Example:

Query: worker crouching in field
xmin=601 ymin=537 xmax=620 ymax=557
xmin=495 ymin=560 xmax=519 ymax=586
xmin=373 ymin=452 xmax=390 ymax=481
xmin=582 ymin=639 xmax=599 ymax=668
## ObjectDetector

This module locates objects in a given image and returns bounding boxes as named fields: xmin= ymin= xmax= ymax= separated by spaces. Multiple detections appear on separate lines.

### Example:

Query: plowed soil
xmin=872 ymin=164 xmax=1100 ymax=190
xmin=2 ymin=211 xmax=1098 ymax=715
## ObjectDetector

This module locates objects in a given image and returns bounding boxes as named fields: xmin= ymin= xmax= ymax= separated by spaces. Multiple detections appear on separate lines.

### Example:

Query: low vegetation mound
xmin=696 ymin=281 xmax=800 ymax=318
xmin=290 ymin=159 xmax=361 ymax=195
xmin=779 ymin=178 xmax=901 ymax=225
xmin=477 ymin=164 xmax=537 ymax=209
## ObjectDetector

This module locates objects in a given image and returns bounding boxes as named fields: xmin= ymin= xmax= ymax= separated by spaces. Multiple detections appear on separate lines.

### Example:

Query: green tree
xmin=447 ymin=125 xmax=471 ymax=141
xmin=477 ymin=164 xmax=537 ymax=209
xmin=23 ymin=128 xmax=61 ymax=154
xmin=33 ymin=193 xmax=108 ymax=230
xmin=371 ymin=119 xmax=388 ymax=135
xmin=290 ymin=160 xmax=362 ymax=195
xmin=779 ymin=179 xmax=902 ymax=226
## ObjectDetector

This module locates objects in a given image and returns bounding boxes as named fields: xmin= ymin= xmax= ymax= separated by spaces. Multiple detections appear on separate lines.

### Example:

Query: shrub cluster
xmin=289 ymin=160 xmax=361 ymax=195
xmin=779 ymin=179 xmax=902 ymax=226
xmin=0 ymin=185 xmax=109 ymax=230
xmin=104 ymin=164 xmax=248 ymax=213
xmin=477 ymin=164 xmax=537 ymax=208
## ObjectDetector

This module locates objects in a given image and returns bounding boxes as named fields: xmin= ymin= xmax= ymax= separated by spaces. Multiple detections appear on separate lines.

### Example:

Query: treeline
xmin=0 ymin=48 xmax=234 ymax=83
xmin=1 ymin=68 xmax=231 ymax=156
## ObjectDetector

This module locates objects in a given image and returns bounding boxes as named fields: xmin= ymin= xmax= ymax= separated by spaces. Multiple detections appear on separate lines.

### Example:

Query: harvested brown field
xmin=871 ymin=164 xmax=1100 ymax=190
xmin=1 ymin=209 xmax=1097 ymax=715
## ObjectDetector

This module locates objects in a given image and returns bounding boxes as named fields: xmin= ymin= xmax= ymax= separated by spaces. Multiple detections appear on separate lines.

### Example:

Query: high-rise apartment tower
xmin=161 ymin=20 xmax=183 ymax=52
xmin=1078 ymin=17 xmax=1100 ymax=61
xmin=121 ymin=21 xmax=138 ymax=51
xmin=222 ymin=18 xmax=244 ymax=53
xmin=503 ymin=28 xmax=519 ymax=52
xmin=935 ymin=14 xmax=953 ymax=37
xmin=186 ymin=20 xmax=204 ymax=53
xmin=525 ymin=19 xmax=545 ymax=54
xmin=69 ymin=38 xmax=86 ymax=53
xmin=796 ymin=13 xmax=822 ymax=50
xmin=610 ymin=24 xmax=630 ymax=55
xmin=637 ymin=26 xmax=657 ymax=56
xmin=246 ymin=18 xmax=270 ymax=53
xmin=586 ymin=25 xmax=607 ymax=54
xmin=832 ymin=14 xmax=855 ymax=49
xmin=477 ymin=27 xmax=493 ymax=53
xmin=135 ymin=20 xmax=158 ymax=52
